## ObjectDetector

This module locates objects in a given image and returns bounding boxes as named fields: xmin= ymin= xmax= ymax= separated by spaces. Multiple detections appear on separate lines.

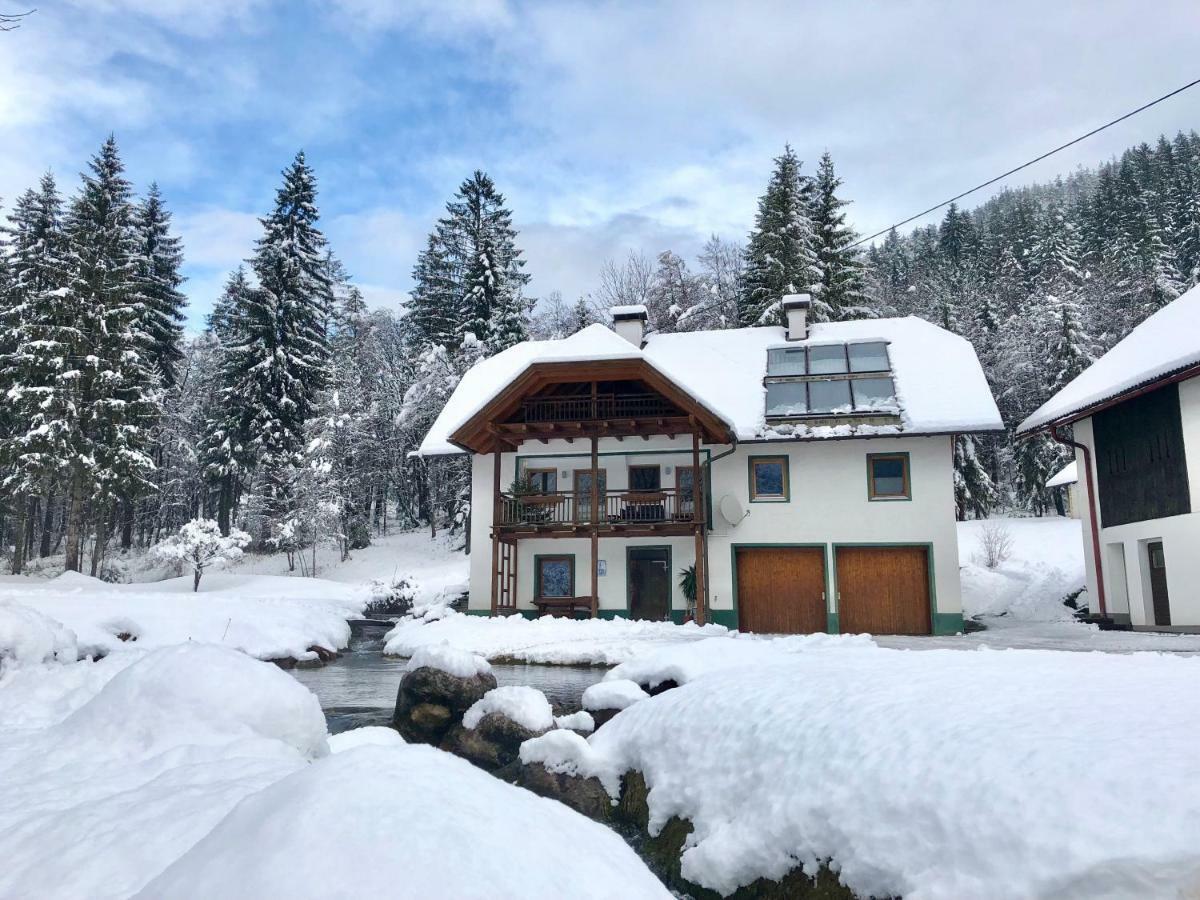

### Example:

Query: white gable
xmin=1019 ymin=284 xmax=1200 ymax=434
xmin=419 ymin=316 xmax=1002 ymax=455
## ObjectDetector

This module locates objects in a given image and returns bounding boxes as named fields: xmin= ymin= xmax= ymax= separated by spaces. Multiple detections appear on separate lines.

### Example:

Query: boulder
xmin=393 ymin=665 xmax=497 ymax=744
xmin=443 ymin=711 xmax=546 ymax=772
xmin=515 ymin=761 xmax=616 ymax=821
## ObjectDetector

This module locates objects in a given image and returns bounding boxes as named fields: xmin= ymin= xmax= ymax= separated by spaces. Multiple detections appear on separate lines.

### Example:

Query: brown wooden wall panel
xmin=836 ymin=546 xmax=931 ymax=636
xmin=735 ymin=547 xmax=826 ymax=634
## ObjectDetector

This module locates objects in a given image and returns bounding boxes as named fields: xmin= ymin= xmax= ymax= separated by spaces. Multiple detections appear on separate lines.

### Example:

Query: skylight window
xmin=763 ymin=341 xmax=897 ymax=420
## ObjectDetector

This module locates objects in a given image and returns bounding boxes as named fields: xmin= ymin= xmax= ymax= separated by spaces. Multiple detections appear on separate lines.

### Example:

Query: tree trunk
xmin=64 ymin=477 xmax=86 ymax=573
xmin=120 ymin=499 xmax=134 ymax=550
xmin=90 ymin=513 xmax=109 ymax=578
xmin=194 ymin=567 xmax=202 ymax=592
xmin=217 ymin=473 xmax=233 ymax=536
xmin=9 ymin=508 xmax=26 ymax=575
xmin=39 ymin=492 xmax=55 ymax=558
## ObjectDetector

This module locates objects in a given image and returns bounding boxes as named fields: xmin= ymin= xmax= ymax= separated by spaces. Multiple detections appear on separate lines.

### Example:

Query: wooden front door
xmin=836 ymin=546 xmax=931 ymax=635
xmin=628 ymin=547 xmax=670 ymax=620
xmin=1148 ymin=541 xmax=1171 ymax=626
xmin=735 ymin=547 xmax=826 ymax=634
xmin=573 ymin=469 xmax=607 ymax=523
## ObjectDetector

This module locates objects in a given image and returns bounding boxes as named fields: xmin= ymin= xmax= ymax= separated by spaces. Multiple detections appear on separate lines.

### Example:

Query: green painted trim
xmin=729 ymin=542 xmax=831 ymax=633
xmin=707 ymin=609 xmax=738 ymax=629
xmin=516 ymin=448 xmax=714 ymax=524
xmin=830 ymin=542 xmax=941 ymax=635
xmin=533 ymin=552 xmax=576 ymax=601
xmin=625 ymin=544 xmax=673 ymax=621
xmin=747 ymin=454 xmax=790 ymax=503
xmin=465 ymin=608 xmax=492 ymax=616
xmin=866 ymin=451 xmax=912 ymax=501
xmin=933 ymin=612 xmax=964 ymax=635
xmin=826 ymin=612 xmax=840 ymax=634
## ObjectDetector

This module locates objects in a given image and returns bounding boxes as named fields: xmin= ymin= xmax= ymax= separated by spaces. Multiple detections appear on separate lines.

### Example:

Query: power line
xmin=850 ymin=75 xmax=1200 ymax=249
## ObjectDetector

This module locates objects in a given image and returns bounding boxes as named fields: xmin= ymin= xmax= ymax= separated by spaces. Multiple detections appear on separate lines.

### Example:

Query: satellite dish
xmin=719 ymin=494 xmax=748 ymax=527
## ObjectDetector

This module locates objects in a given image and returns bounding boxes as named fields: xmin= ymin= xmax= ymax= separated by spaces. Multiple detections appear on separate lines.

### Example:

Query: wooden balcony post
xmin=490 ymin=449 xmax=501 ymax=615
xmin=692 ymin=427 xmax=707 ymax=626
xmin=590 ymin=429 xmax=599 ymax=618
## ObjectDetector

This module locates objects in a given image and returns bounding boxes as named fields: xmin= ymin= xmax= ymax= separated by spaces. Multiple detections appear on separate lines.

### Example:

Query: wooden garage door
xmin=836 ymin=546 xmax=931 ymax=635
xmin=735 ymin=547 xmax=826 ymax=634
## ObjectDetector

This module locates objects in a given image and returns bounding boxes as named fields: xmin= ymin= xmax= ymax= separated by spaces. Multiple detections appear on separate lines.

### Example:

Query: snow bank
xmin=463 ymin=685 xmax=554 ymax=732
xmin=555 ymin=710 xmax=595 ymax=733
xmin=385 ymin=610 xmax=730 ymax=666
xmin=0 ymin=644 xmax=324 ymax=898
xmin=577 ymin=643 xmax=1200 ymax=898
xmin=0 ymin=600 xmax=78 ymax=672
xmin=958 ymin=517 xmax=1085 ymax=620
xmin=138 ymin=743 xmax=670 ymax=899
xmin=0 ymin=571 xmax=364 ymax=661
xmin=1020 ymin=282 xmax=1200 ymax=433
xmin=582 ymin=678 xmax=648 ymax=711
xmin=404 ymin=643 xmax=492 ymax=677
xmin=328 ymin=726 xmax=406 ymax=753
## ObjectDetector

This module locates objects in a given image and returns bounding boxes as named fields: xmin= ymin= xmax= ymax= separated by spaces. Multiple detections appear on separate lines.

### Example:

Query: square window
xmin=868 ymin=454 xmax=910 ymax=500
xmin=524 ymin=468 xmax=557 ymax=493
xmin=851 ymin=377 xmax=897 ymax=411
xmin=629 ymin=465 xmax=661 ymax=491
xmin=848 ymin=341 xmax=890 ymax=373
xmin=767 ymin=347 xmax=807 ymax=376
xmin=808 ymin=378 xmax=853 ymax=413
xmin=808 ymin=344 xmax=848 ymax=375
xmin=536 ymin=556 xmax=575 ymax=599
xmin=765 ymin=381 xmax=808 ymax=417
xmin=750 ymin=456 xmax=788 ymax=501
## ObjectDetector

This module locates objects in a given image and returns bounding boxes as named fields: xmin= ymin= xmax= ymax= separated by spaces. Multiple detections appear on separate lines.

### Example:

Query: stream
xmin=291 ymin=623 xmax=608 ymax=733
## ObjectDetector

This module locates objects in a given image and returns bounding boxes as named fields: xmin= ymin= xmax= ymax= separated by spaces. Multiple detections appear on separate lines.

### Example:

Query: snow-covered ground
xmin=385 ymin=612 xmax=730 ymax=665
xmin=0 ymin=643 xmax=667 ymax=899
xmin=526 ymin=637 xmax=1200 ymax=898
xmin=0 ymin=571 xmax=365 ymax=663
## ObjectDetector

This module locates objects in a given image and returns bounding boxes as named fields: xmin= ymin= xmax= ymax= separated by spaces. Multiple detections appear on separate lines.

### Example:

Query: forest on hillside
xmin=1 ymin=130 xmax=1197 ymax=575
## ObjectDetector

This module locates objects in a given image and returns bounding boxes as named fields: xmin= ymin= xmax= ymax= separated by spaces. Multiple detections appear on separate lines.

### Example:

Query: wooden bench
xmin=532 ymin=596 xmax=595 ymax=618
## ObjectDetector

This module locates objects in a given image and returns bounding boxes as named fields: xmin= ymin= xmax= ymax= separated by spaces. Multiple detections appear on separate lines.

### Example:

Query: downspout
xmin=1050 ymin=425 xmax=1106 ymax=617
xmin=701 ymin=437 xmax=739 ymax=623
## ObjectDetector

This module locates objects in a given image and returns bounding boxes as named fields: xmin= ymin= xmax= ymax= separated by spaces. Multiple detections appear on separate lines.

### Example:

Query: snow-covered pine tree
xmin=442 ymin=171 xmax=531 ymax=351
xmin=810 ymin=151 xmax=871 ymax=320
xmin=694 ymin=234 xmax=743 ymax=328
xmin=133 ymin=183 xmax=187 ymax=389
xmin=739 ymin=145 xmax=821 ymax=325
xmin=953 ymin=434 xmax=997 ymax=521
xmin=61 ymin=137 xmax=160 ymax=572
xmin=226 ymin=151 xmax=333 ymax=533
xmin=407 ymin=231 xmax=460 ymax=351
xmin=645 ymin=250 xmax=707 ymax=332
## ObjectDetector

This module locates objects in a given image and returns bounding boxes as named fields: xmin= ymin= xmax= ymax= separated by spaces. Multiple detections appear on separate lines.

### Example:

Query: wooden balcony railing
xmin=522 ymin=393 xmax=679 ymax=423
xmin=496 ymin=487 xmax=701 ymax=528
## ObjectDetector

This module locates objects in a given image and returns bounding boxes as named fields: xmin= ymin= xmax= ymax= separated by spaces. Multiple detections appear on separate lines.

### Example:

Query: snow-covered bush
xmin=363 ymin=577 xmax=417 ymax=617
xmin=153 ymin=519 xmax=251 ymax=591
xmin=976 ymin=521 xmax=1015 ymax=569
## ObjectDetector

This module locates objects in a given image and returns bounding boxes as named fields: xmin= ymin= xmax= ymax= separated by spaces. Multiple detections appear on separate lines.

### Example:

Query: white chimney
xmin=782 ymin=294 xmax=811 ymax=341
xmin=610 ymin=304 xmax=648 ymax=347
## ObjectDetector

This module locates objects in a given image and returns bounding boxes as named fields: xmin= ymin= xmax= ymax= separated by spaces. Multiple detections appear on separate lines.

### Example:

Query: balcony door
xmin=573 ymin=469 xmax=607 ymax=523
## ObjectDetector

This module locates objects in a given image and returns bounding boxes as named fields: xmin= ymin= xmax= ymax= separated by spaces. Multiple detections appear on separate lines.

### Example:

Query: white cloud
xmin=175 ymin=208 xmax=262 ymax=269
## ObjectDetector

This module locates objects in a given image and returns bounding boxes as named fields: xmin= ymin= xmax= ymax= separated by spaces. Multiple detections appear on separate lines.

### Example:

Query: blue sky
xmin=3 ymin=0 xmax=1200 ymax=327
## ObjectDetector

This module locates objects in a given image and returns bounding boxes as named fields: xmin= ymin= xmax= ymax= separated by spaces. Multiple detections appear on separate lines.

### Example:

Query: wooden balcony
xmin=522 ymin=393 xmax=678 ymax=423
xmin=495 ymin=487 xmax=702 ymax=538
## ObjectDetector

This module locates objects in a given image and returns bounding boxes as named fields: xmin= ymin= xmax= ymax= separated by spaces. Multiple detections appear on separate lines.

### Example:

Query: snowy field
xmin=526 ymin=636 xmax=1200 ymax=898
xmin=0 ymin=644 xmax=667 ymax=899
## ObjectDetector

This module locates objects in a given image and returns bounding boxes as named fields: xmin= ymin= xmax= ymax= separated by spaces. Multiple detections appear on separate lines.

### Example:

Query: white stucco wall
xmin=468 ymin=432 xmax=963 ymax=630
xmin=1071 ymin=375 xmax=1200 ymax=627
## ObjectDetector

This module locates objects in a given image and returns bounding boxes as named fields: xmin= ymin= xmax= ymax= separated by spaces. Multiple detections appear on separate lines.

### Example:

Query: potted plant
xmin=679 ymin=564 xmax=697 ymax=623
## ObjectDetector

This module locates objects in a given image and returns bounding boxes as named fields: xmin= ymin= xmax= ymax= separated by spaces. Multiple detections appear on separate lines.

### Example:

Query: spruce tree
xmin=739 ymin=145 xmax=820 ymax=325
xmin=407 ymin=232 xmax=459 ymax=351
xmin=953 ymin=435 xmax=997 ymax=520
xmin=62 ymin=137 xmax=160 ymax=571
xmin=810 ymin=151 xmax=870 ymax=319
xmin=133 ymin=183 xmax=187 ymax=388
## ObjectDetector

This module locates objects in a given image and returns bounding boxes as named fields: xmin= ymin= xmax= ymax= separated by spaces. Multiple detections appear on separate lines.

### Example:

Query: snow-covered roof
xmin=1019 ymin=284 xmax=1200 ymax=434
xmin=1046 ymin=460 xmax=1078 ymax=488
xmin=419 ymin=317 xmax=1002 ymax=455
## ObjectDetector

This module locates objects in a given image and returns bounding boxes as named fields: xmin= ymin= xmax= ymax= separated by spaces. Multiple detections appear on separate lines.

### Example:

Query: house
xmin=1046 ymin=460 xmax=1080 ymax=518
xmin=1018 ymin=284 xmax=1200 ymax=630
xmin=419 ymin=296 xmax=1003 ymax=635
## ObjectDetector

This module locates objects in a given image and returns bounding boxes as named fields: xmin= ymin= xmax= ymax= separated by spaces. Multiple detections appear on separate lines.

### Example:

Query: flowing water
xmin=291 ymin=623 xmax=608 ymax=733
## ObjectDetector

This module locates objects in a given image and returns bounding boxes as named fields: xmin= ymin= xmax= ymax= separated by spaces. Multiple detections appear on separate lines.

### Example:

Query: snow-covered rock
xmin=0 ymin=601 xmax=78 ymax=672
xmin=582 ymin=678 xmax=648 ymax=712
xmin=136 ymin=744 xmax=671 ymax=899
xmin=554 ymin=710 xmax=596 ymax=733
xmin=463 ymin=685 xmax=554 ymax=732
xmin=404 ymin=643 xmax=491 ymax=677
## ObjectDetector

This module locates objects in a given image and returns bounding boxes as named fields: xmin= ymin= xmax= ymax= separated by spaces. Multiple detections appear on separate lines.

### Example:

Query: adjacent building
xmin=1019 ymin=285 xmax=1200 ymax=630
xmin=420 ymin=297 xmax=1002 ymax=635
